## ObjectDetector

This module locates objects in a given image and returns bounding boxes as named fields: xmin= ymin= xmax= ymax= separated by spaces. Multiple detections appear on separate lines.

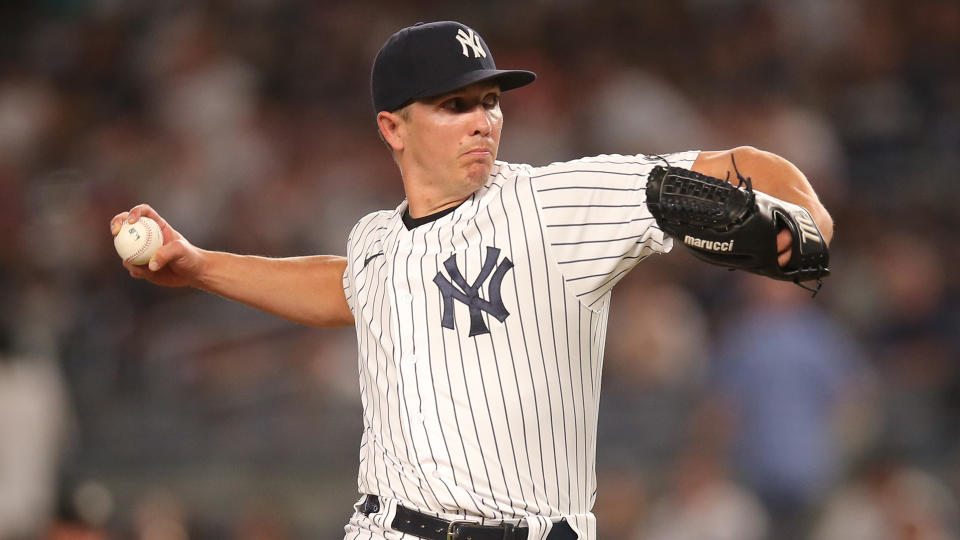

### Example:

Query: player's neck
xmin=406 ymin=195 xmax=470 ymax=219
xmin=401 ymin=173 xmax=475 ymax=219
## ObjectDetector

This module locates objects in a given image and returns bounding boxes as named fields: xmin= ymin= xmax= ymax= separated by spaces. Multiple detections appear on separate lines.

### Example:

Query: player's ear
xmin=377 ymin=110 xmax=405 ymax=152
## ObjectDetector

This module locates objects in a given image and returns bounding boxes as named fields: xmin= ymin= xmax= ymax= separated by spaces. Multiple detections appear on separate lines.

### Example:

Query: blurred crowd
xmin=1 ymin=0 xmax=958 ymax=538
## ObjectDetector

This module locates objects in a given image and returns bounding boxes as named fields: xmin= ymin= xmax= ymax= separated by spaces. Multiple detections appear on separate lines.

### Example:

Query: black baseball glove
xmin=645 ymin=160 xmax=830 ymax=293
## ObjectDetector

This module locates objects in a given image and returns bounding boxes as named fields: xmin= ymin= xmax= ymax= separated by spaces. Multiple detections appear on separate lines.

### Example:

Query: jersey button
xmin=414 ymin=412 xmax=425 ymax=424
xmin=397 ymin=291 xmax=412 ymax=303
xmin=406 ymin=354 xmax=417 ymax=364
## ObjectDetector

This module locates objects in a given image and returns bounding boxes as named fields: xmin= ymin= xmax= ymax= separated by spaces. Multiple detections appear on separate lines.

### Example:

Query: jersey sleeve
xmin=342 ymin=221 xmax=360 ymax=315
xmin=531 ymin=151 xmax=699 ymax=307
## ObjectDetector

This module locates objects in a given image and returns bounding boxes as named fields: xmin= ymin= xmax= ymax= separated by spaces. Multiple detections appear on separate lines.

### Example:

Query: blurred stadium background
xmin=1 ymin=1 xmax=958 ymax=538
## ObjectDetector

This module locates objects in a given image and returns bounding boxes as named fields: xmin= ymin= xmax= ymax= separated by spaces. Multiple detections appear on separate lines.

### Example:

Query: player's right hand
xmin=110 ymin=204 xmax=206 ymax=288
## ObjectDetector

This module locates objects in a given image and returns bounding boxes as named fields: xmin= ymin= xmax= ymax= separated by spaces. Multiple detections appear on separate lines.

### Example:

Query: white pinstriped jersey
xmin=341 ymin=151 xmax=699 ymax=540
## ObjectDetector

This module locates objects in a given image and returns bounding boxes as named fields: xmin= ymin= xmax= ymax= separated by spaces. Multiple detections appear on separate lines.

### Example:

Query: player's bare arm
xmin=692 ymin=146 xmax=834 ymax=267
xmin=110 ymin=204 xmax=354 ymax=328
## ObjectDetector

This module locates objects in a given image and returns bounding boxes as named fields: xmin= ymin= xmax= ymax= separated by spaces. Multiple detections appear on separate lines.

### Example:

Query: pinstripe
xmin=468 ymin=217 xmax=519 ymax=516
xmin=581 ymin=268 xmax=631 ymax=301
xmin=541 ymin=157 xmax=667 ymax=167
xmin=566 ymin=272 xmax=616 ymax=283
xmin=542 ymin=203 xmax=644 ymax=209
xmin=536 ymin=185 xmax=645 ymax=192
xmin=546 ymin=216 xmax=654 ymax=228
xmin=441 ymin=207 xmax=493 ymax=516
xmin=348 ymin=219 xmax=378 ymax=268
xmin=578 ymin=307 xmax=590 ymax=507
xmin=383 ymin=230 xmax=407 ymax=501
xmin=347 ymin=219 xmax=374 ymax=296
xmin=557 ymin=251 xmax=647 ymax=265
xmin=528 ymin=177 xmax=572 ymax=511
xmin=401 ymin=226 xmax=442 ymax=508
xmin=498 ymin=184 xmax=543 ymax=515
xmin=513 ymin=175 xmax=560 ymax=509
xmin=417 ymin=220 xmax=464 ymax=510
xmin=532 ymin=170 xmax=648 ymax=181
xmin=454 ymin=220 xmax=506 ymax=517
xmin=432 ymin=225 xmax=485 ymax=515
xmin=551 ymin=234 xmax=644 ymax=246
xmin=360 ymin=250 xmax=379 ymax=493
xmin=563 ymin=283 xmax=587 ymax=508
xmin=342 ymin=152 xmax=699 ymax=540
xmin=371 ymin=256 xmax=389 ymax=497
xmin=483 ymin=202 xmax=531 ymax=514
xmin=586 ymin=308 xmax=598 ymax=502
xmin=396 ymin=238 xmax=431 ymax=508
xmin=451 ymin=206 xmax=493 ymax=516
xmin=362 ymin=221 xmax=390 ymax=497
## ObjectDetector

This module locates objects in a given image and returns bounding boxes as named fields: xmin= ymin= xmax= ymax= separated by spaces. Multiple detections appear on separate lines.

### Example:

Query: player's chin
xmin=462 ymin=160 xmax=493 ymax=185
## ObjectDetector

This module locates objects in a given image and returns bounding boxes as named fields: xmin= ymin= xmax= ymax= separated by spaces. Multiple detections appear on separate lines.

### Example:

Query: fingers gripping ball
xmin=115 ymin=217 xmax=162 ymax=266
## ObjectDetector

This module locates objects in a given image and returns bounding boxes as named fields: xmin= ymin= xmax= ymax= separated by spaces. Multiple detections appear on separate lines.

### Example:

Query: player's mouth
xmin=462 ymin=145 xmax=494 ymax=157
xmin=462 ymin=151 xmax=493 ymax=166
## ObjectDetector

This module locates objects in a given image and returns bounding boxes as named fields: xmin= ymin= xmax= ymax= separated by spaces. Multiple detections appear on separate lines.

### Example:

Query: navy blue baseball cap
xmin=371 ymin=21 xmax=537 ymax=113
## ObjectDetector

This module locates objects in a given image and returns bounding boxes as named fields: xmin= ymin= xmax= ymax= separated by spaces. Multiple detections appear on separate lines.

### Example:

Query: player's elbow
xmin=729 ymin=145 xmax=762 ymax=158
xmin=729 ymin=146 xmax=782 ymax=169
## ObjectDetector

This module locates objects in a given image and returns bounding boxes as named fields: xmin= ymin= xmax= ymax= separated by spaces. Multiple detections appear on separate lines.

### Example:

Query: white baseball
xmin=114 ymin=216 xmax=163 ymax=266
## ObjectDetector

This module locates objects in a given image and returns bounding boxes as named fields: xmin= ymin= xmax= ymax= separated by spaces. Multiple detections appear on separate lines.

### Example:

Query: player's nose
xmin=469 ymin=105 xmax=493 ymax=136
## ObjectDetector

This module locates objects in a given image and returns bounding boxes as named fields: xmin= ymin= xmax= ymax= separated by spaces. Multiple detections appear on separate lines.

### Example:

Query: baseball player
xmin=111 ymin=21 xmax=833 ymax=540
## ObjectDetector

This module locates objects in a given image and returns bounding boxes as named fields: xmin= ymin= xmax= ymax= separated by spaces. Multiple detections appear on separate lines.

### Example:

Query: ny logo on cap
xmin=455 ymin=28 xmax=487 ymax=59
xmin=434 ymin=246 xmax=512 ymax=337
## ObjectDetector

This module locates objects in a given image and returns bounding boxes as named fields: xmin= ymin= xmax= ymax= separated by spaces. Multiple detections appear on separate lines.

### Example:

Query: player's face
xmin=404 ymin=81 xmax=503 ymax=193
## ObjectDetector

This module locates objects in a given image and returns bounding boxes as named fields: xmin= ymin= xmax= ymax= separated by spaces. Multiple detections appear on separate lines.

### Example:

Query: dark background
xmin=1 ymin=1 xmax=957 ymax=538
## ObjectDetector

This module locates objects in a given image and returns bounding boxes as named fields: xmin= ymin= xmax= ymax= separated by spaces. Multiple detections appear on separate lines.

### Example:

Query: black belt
xmin=361 ymin=495 xmax=578 ymax=540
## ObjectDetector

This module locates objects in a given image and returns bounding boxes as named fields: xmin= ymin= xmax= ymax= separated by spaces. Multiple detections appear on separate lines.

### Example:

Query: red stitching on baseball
xmin=127 ymin=219 xmax=157 ymax=263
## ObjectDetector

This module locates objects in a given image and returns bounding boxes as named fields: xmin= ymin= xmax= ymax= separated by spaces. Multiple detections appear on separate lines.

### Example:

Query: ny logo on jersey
xmin=433 ymin=246 xmax=513 ymax=337
xmin=455 ymin=28 xmax=487 ymax=59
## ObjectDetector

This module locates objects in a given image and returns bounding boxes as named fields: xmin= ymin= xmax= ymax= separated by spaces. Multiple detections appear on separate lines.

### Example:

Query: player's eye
xmin=442 ymin=98 xmax=466 ymax=112
xmin=482 ymin=94 xmax=500 ymax=109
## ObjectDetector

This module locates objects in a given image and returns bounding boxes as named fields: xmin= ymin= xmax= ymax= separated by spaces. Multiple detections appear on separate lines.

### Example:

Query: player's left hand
xmin=645 ymin=164 xmax=830 ymax=287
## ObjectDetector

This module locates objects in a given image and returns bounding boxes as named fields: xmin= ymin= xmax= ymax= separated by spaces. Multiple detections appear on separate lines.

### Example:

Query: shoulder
xmin=347 ymin=207 xmax=397 ymax=249
xmin=350 ymin=208 xmax=395 ymax=234
xmin=488 ymin=153 xmax=698 ymax=202
xmin=489 ymin=154 xmax=673 ymax=185
xmin=528 ymin=151 xmax=700 ymax=179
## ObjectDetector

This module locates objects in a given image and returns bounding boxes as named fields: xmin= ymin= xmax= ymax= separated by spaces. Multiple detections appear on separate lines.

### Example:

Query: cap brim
xmin=413 ymin=69 xmax=536 ymax=103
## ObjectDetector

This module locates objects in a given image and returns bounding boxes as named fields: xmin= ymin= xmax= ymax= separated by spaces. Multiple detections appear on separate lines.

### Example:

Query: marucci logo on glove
xmin=684 ymin=236 xmax=734 ymax=252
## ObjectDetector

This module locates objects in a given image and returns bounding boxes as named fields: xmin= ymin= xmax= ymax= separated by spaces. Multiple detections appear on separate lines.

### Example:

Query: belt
xmin=361 ymin=495 xmax=578 ymax=540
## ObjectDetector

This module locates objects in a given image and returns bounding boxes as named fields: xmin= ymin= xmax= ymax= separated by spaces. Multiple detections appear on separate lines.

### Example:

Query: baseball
xmin=114 ymin=216 xmax=162 ymax=266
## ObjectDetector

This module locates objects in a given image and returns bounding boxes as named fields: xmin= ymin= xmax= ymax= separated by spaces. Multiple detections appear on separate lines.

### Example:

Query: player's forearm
xmin=195 ymin=251 xmax=354 ymax=327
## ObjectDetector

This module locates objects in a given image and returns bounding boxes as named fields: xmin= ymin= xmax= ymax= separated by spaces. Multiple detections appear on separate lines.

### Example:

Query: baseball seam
xmin=127 ymin=219 xmax=157 ymax=264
